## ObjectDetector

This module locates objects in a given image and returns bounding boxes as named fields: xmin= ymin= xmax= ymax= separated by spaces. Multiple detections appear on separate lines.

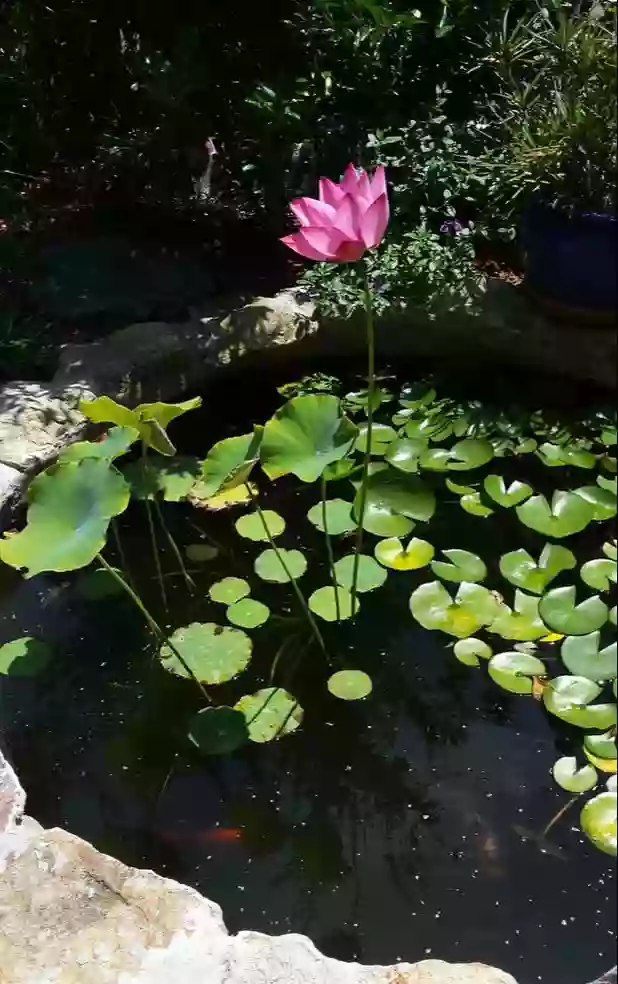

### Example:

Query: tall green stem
xmin=145 ymin=496 xmax=168 ymax=611
xmin=350 ymin=265 xmax=376 ymax=614
xmin=154 ymin=500 xmax=196 ymax=593
xmin=111 ymin=519 xmax=133 ymax=588
xmin=321 ymin=474 xmax=341 ymax=621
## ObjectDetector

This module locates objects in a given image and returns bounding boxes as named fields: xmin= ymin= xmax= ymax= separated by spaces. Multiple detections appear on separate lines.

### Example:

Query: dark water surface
xmin=0 ymin=363 xmax=615 ymax=984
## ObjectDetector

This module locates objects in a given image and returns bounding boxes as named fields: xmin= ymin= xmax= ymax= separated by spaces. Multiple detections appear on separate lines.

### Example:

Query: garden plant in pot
xmin=482 ymin=0 xmax=617 ymax=321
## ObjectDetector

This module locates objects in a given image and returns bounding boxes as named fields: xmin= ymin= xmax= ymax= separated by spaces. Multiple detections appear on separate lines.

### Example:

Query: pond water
xmin=0 ymin=361 xmax=615 ymax=984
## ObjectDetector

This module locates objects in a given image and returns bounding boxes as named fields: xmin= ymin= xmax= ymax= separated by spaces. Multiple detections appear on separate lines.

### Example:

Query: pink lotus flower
xmin=281 ymin=163 xmax=389 ymax=262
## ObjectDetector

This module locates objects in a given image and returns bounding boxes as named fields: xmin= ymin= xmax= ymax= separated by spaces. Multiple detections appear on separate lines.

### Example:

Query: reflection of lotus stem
xmin=350 ymin=266 xmax=376 ymax=615
xmin=243 ymin=484 xmax=328 ymax=658
xmin=321 ymin=475 xmax=341 ymax=621
xmin=145 ymin=499 xmax=168 ymax=612
xmin=153 ymin=500 xmax=196 ymax=593
xmin=541 ymin=795 xmax=579 ymax=838
xmin=96 ymin=553 xmax=211 ymax=703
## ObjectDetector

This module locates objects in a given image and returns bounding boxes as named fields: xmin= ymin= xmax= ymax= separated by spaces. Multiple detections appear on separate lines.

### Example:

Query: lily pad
xmin=499 ymin=544 xmax=576 ymax=595
xmin=327 ymin=670 xmax=373 ymax=701
xmin=453 ymin=638 xmax=493 ymax=666
xmin=0 ymin=460 xmax=130 ymax=576
xmin=309 ymin=585 xmax=359 ymax=621
xmin=431 ymin=549 xmax=487 ymax=584
xmin=537 ymin=443 xmax=597 ymax=469
xmin=185 ymin=543 xmax=219 ymax=562
xmin=188 ymin=706 xmax=249 ymax=755
xmin=385 ymin=437 xmax=427 ymax=473
xmin=460 ymin=493 xmax=494 ymax=518
xmin=484 ymin=475 xmax=532 ymax=507
xmin=419 ymin=448 xmax=453 ymax=471
xmin=399 ymin=383 xmax=437 ymax=409
xmin=307 ymin=499 xmax=357 ymax=535
xmin=573 ymin=486 xmax=617 ymax=521
xmin=198 ymin=429 xmax=263 ymax=498
xmin=580 ymin=558 xmax=617 ymax=592
xmin=543 ymin=675 xmax=617 ymax=729
xmin=354 ymin=468 xmax=436 ymax=525
xmin=58 ymin=426 xmax=139 ymax=464
xmin=490 ymin=591 xmax=547 ymax=642
xmin=580 ymin=791 xmax=617 ymax=856
xmin=598 ymin=474 xmax=618 ymax=494
xmin=209 ymin=577 xmax=251 ymax=605
xmin=0 ymin=637 xmax=52 ymax=677
xmin=80 ymin=395 xmax=201 ymax=455
xmin=445 ymin=478 xmax=477 ymax=496
xmin=488 ymin=651 xmax=546 ymax=695
xmin=561 ymin=632 xmax=617 ymax=681
xmin=539 ymin=586 xmax=608 ymax=636
xmin=584 ymin=731 xmax=617 ymax=761
xmin=124 ymin=456 xmax=200 ymax=501
xmin=603 ymin=540 xmax=617 ymax=561
xmin=516 ymin=491 xmax=596 ymax=538
xmin=410 ymin=581 xmax=502 ymax=638
xmin=261 ymin=394 xmax=357 ymax=483
xmin=334 ymin=554 xmax=387 ymax=593
xmin=76 ymin=566 xmax=125 ymax=600
xmin=552 ymin=756 xmax=598 ymax=793
xmin=447 ymin=438 xmax=494 ymax=471
xmin=234 ymin=687 xmax=303 ymax=743
xmin=254 ymin=548 xmax=307 ymax=583
xmin=227 ymin=598 xmax=270 ymax=629
xmin=235 ymin=510 xmax=285 ymax=541
xmin=189 ymin=482 xmax=255 ymax=512
xmin=355 ymin=423 xmax=397 ymax=456
xmin=404 ymin=416 xmax=452 ymax=442
xmin=374 ymin=536 xmax=434 ymax=570
xmin=159 ymin=622 xmax=252 ymax=684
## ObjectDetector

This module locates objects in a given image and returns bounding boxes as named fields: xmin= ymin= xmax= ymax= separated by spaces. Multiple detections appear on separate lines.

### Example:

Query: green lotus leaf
xmin=327 ymin=669 xmax=373 ymax=701
xmin=581 ymin=558 xmax=617 ymax=592
xmin=185 ymin=543 xmax=219 ymax=562
xmin=309 ymin=585 xmax=359 ymax=621
xmin=580 ymin=791 xmax=617 ymax=856
xmin=516 ymin=490 xmax=596 ymax=538
xmin=159 ymin=622 xmax=252 ymax=684
xmin=447 ymin=438 xmax=494 ymax=471
xmin=209 ymin=577 xmax=251 ymax=605
xmin=584 ymin=731 xmax=617 ymax=761
xmin=543 ymin=675 xmax=617 ymax=729
xmin=76 ymin=566 xmax=124 ymax=600
xmin=235 ymin=510 xmax=285 ymax=541
xmin=234 ymin=687 xmax=303 ymax=743
xmin=124 ymin=456 xmax=201 ymax=501
xmin=603 ymin=540 xmax=618 ymax=561
xmin=598 ymin=474 xmax=618 ymax=494
xmin=79 ymin=395 xmax=201 ymax=455
xmin=353 ymin=467 xmax=436 ymax=526
xmin=537 ymin=443 xmax=597 ymax=469
xmin=307 ymin=499 xmax=357 ymax=535
xmin=254 ymin=548 xmax=307 ymax=583
xmin=404 ymin=416 xmax=452 ymax=442
xmin=539 ymin=586 xmax=608 ymax=636
xmin=0 ymin=459 xmax=130 ymax=576
xmin=453 ymin=638 xmax=493 ymax=666
xmin=260 ymin=394 xmax=357 ymax=482
xmin=188 ymin=706 xmax=248 ymax=755
xmin=355 ymin=423 xmax=397 ymax=456
xmin=374 ymin=536 xmax=434 ymax=571
xmin=0 ymin=637 xmax=52 ymax=677
xmin=334 ymin=554 xmax=387 ymax=593
xmin=58 ymin=426 xmax=139 ymax=465
xmin=198 ymin=429 xmax=263 ymax=498
xmin=573 ymin=485 xmax=617 ymax=521
xmin=410 ymin=581 xmax=502 ymax=639
xmin=490 ymin=590 xmax=547 ymax=642
xmin=384 ymin=437 xmax=427 ymax=473
xmin=226 ymin=598 xmax=270 ymax=629
xmin=431 ymin=549 xmax=487 ymax=584
xmin=552 ymin=756 xmax=598 ymax=793
xmin=499 ymin=543 xmax=577 ymax=595
xmin=487 ymin=651 xmax=547 ymax=694
xmin=460 ymin=492 xmax=494 ymax=518
xmin=561 ymin=632 xmax=617 ymax=681
xmin=399 ymin=383 xmax=437 ymax=409
xmin=445 ymin=478 xmax=477 ymax=496
xmin=484 ymin=475 xmax=532 ymax=507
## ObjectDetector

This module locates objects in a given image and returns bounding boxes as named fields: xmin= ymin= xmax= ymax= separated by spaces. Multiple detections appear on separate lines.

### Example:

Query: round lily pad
xmin=0 ymin=637 xmax=52 ymax=677
xmin=431 ymin=549 xmax=487 ymax=584
xmin=499 ymin=544 xmax=576 ymax=595
xmin=159 ymin=622 xmax=252 ymax=684
xmin=188 ymin=706 xmax=249 ymax=755
xmin=490 ymin=591 xmax=547 ymax=642
xmin=355 ymin=423 xmax=397 ymax=456
xmin=410 ymin=581 xmax=501 ymax=639
xmin=185 ymin=543 xmax=219 ymax=562
xmin=580 ymin=558 xmax=617 ymax=592
xmin=334 ymin=554 xmax=387 ymax=593
xmin=516 ymin=491 xmax=596 ymax=538
xmin=209 ymin=577 xmax=251 ymax=605
xmin=384 ymin=438 xmax=427 ymax=473
xmin=327 ymin=669 xmax=373 ymax=701
xmin=539 ymin=586 xmax=608 ymax=636
xmin=543 ymin=675 xmax=617 ymax=729
xmin=309 ymin=585 xmax=359 ymax=621
xmin=573 ymin=486 xmax=617 ymax=521
xmin=561 ymin=632 xmax=617 ymax=681
xmin=537 ymin=443 xmax=597 ymax=469
xmin=603 ymin=540 xmax=617 ymax=561
xmin=584 ymin=730 xmax=617 ymax=762
xmin=374 ymin=536 xmax=434 ymax=570
xmin=580 ymin=791 xmax=617 ymax=856
xmin=235 ymin=510 xmax=285 ymax=541
xmin=227 ymin=598 xmax=270 ymax=629
xmin=254 ymin=548 xmax=307 ymax=583
xmin=447 ymin=438 xmax=494 ymax=471
xmin=234 ymin=687 xmax=303 ymax=743
xmin=453 ymin=638 xmax=493 ymax=666
xmin=488 ymin=651 xmax=546 ymax=695
xmin=460 ymin=493 xmax=494 ymax=518
xmin=445 ymin=478 xmax=477 ymax=496
xmin=484 ymin=475 xmax=532 ymax=507
xmin=552 ymin=756 xmax=598 ymax=793
xmin=307 ymin=499 xmax=357 ymax=535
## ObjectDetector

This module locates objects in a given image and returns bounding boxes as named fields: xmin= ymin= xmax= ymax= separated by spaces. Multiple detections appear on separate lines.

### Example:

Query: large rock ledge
xmin=0 ymin=751 xmax=517 ymax=984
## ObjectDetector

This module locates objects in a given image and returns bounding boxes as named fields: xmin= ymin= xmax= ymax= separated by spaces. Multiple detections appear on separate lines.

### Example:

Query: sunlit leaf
xmin=539 ymin=586 xmax=608 ymax=636
xmin=79 ymin=395 xmax=201 ymax=455
xmin=537 ymin=443 xmax=597 ymax=469
xmin=484 ymin=475 xmax=532 ymax=507
xmin=404 ymin=415 xmax=452 ymax=442
xmin=543 ymin=675 xmax=617 ymax=729
xmin=0 ymin=637 xmax=52 ymax=677
xmin=254 ymin=548 xmax=307 ymax=583
xmin=410 ymin=581 xmax=502 ymax=638
xmin=580 ymin=791 xmax=617 ymax=856
xmin=490 ymin=591 xmax=547 ymax=642
xmin=189 ymin=481 xmax=255 ymax=511
xmin=561 ymin=632 xmax=617 ymax=681
xmin=552 ymin=756 xmax=598 ymax=793
xmin=159 ymin=622 xmax=252 ymax=684
xmin=354 ymin=467 xmax=436 ymax=524
xmin=603 ymin=540 xmax=617 ymax=561
xmin=227 ymin=598 xmax=270 ymax=629
xmin=309 ymin=585 xmax=359 ymax=621
xmin=188 ymin=706 xmax=248 ymax=755
xmin=209 ymin=577 xmax=250 ymax=605
xmin=584 ymin=730 xmax=617 ymax=762
xmin=234 ymin=687 xmax=303 ymax=743
xmin=385 ymin=437 xmax=427 ymax=473
xmin=499 ymin=544 xmax=576 ymax=595
xmin=399 ymin=383 xmax=437 ymax=409
xmin=261 ymin=394 xmax=357 ymax=482
xmin=447 ymin=438 xmax=494 ymax=471
xmin=431 ymin=548 xmax=487 ymax=584
xmin=580 ymin=558 xmax=617 ymax=592
xmin=488 ymin=651 xmax=546 ymax=694
xmin=453 ymin=638 xmax=492 ymax=666
xmin=198 ymin=429 xmax=263 ymax=497
xmin=355 ymin=423 xmax=397 ymax=456
xmin=327 ymin=669 xmax=373 ymax=700
xmin=57 ymin=426 xmax=139 ymax=464
xmin=445 ymin=478 xmax=477 ymax=495
xmin=374 ymin=536 xmax=434 ymax=570
xmin=460 ymin=492 xmax=494 ymax=517
xmin=307 ymin=499 xmax=357 ymax=534
xmin=334 ymin=554 xmax=387 ymax=593
xmin=573 ymin=485 xmax=617 ymax=521
xmin=235 ymin=510 xmax=285 ymax=541
xmin=516 ymin=491 xmax=596 ymax=538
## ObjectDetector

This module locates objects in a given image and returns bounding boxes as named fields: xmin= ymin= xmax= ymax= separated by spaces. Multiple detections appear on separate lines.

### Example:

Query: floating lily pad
xmin=543 ymin=675 xmax=617 ymax=729
xmin=552 ymin=756 xmax=598 ymax=793
xmin=327 ymin=670 xmax=373 ymax=701
xmin=410 ymin=581 xmax=502 ymax=639
xmin=484 ymin=475 xmax=532 ymax=507
xmin=385 ymin=437 xmax=427 ymax=473
xmin=574 ymin=486 xmax=617 ymax=521
xmin=431 ymin=549 xmax=487 ymax=584
xmin=185 ymin=543 xmax=219 ymax=562
xmin=445 ymin=478 xmax=477 ymax=496
xmin=453 ymin=638 xmax=493 ymax=666
xmin=261 ymin=394 xmax=357 ymax=482
xmin=499 ymin=544 xmax=576 ymax=595
xmin=603 ymin=540 xmax=617 ymax=561
xmin=254 ymin=548 xmax=307 ymax=583
xmin=488 ymin=651 xmax=546 ymax=694
xmin=539 ymin=586 xmax=608 ymax=636
xmin=235 ymin=510 xmax=285 ymax=541
xmin=598 ymin=474 xmax=618 ymax=494
xmin=490 ymin=591 xmax=547 ymax=642
xmin=537 ymin=443 xmax=597 ymax=469
xmin=399 ymin=383 xmax=437 ymax=409
xmin=0 ymin=637 xmax=52 ymax=677
xmin=404 ymin=416 xmax=452 ymax=442
xmin=80 ymin=395 xmax=201 ymax=455
xmin=309 ymin=585 xmax=359 ymax=621
xmin=124 ymin=456 xmax=201 ymax=501
xmin=581 ymin=558 xmax=617 ymax=592
xmin=611 ymin=607 xmax=617 ymax=627
xmin=447 ymin=438 xmax=494 ymax=471
xmin=374 ymin=536 xmax=434 ymax=570
xmin=58 ymin=426 xmax=139 ymax=465
xmin=209 ymin=577 xmax=250 ymax=605
xmin=355 ymin=423 xmax=397 ymax=456
xmin=76 ymin=566 xmax=124 ymax=600
xmin=460 ymin=492 xmax=494 ymax=518
xmin=580 ymin=791 xmax=617 ymax=856
xmin=334 ymin=554 xmax=387 ymax=593
xmin=584 ymin=731 xmax=617 ymax=761
xmin=561 ymin=632 xmax=617 ymax=681
xmin=516 ymin=491 xmax=596 ymax=538
xmin=419 ymin=448 xmax=452 ymax=471
xmin=354 ymin=468 xmax=436 ymax=526
xmin=227 ymin=598 xmax=270 ymax=629
xmin=234 ymin=688 xmax=303 ymax=743
xmin=188 ymin=706 xmax=249 ymax=755
xmin=307 ymin=499 xmax=357 ymax=535
xmin=159 ymin=622 xmax=252 ymax=684
xmin=198 ymin=429 xmax=262 ymax=497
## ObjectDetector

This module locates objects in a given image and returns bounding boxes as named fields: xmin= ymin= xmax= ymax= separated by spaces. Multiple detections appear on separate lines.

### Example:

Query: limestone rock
xmin=0 ymin=381 xmax=88 ymax=472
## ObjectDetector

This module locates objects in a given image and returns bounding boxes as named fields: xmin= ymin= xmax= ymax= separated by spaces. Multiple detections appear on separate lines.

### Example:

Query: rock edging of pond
xmin=0 ymin=751 xmax=517 ymax=984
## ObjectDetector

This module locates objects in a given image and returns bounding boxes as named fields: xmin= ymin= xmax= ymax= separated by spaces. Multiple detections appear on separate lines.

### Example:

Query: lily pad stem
xmin=321 ymin=475 xmax=341 ymax=621
xmin=153 ymin=500 xmax=196 ymax=593
xmin=541 ymin=795 xmax=580 ymax=838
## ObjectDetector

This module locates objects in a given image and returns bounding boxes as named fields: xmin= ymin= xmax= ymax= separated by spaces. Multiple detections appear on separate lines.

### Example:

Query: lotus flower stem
xmin=153 ymin=500 xmax=196 ymax=593
xmin=321 ymin=475 xmax=341 ymax=621
xmin=349 ymin=266 xmax=376 ymax=614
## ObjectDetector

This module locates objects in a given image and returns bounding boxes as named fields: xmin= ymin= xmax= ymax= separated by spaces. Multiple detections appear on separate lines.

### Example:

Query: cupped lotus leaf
xmin=385 ymin=438 xmax=427 ymax=473
xmin=573 ymin=485 xmax=617 ymax=521
xmin=188 ymin=706 xmax=248 ymax=755
xmin=410 ymin=581 xmax=501 ymax=638
xmin=488 ymin=651 xmax=546 ymax=695
xmin=404 ymin=416 xmax=452 ymax=442
xmin=484 ymin=475 xmax=532 ymax=507
xmin=159 ymin=622 xmax=252 ymax=684
xmin=58 ymin=426 xmax=140 ymax=465
xmin=516 ymin=491 xmax=596 ymax=538
xmin=235 ymin=510 xmax=285 ymax=541
xmin=209 ymin=577 xmax=250 ymax=605
xmin=254 ymin=548 xmax=307 ymax=583
xmin=460 ymin=493 xmax=494 ymax=518
xmin=198 ymin=429 xmax=263 ymax=498
xmin=598 ymin=474 xmax=618 ymax=494
xmin=354 ymin=468 xmax=436 ymax=525
xmin=453 ymin=638 xmax=493 ymax=666
xmin=603 ymin=540 xmax=617 ymax=561
xmin=445 ymin=478 xmax=477 ymax=496
xmin=539 ymin=586 xmax=608 ymax=636
xmin=0 ymin=637 xmax=52 ymax=677
xmin=552 ymin=756 xmax=598 ymax=793
xmin=260 ymin=395 xmax=357 ymax=482
xmin=561 ymin=632 xmax=617 ymax=681
xmin=328 ymin=669 xmax=373 ymax=701
xmin=374 ymin=536 xmax=434 ymax=571
xmin=124 ymin=456 xmax=200 ymax=501
xmin=399 ymin=383 xmax=437 ymax=409
xmin=79 ymin=395 xmax=201 ymax=455
xmin=580 ymin=791 xmax=617 ymax=856
xmin=499 ymin=544 xmax=576 ymax=595
xmin=0 ymin=460 xmax=130 ymax=576
xmin=584 ymin=730 xmax=617 ymax=761
xmin=543 ymin=675 xmax=617 ymax=729
xmin=309 ymin=585 xmax=359 ymax=621
xmin=355 ymin=423 xmax=397 ymax=456
xmin=431 ymin=549 xmax=487 ymax=584
xmin=537 ymin=443 xmax=597 ymax=469
xmin=185 ymin=543 xmax=219 ymax=562
xmin=334 ymin=554 xmax=387 ymax=593
xmin=307 ymin=499 xmax=357 ymax=535
xmin=447 ymin=438 xmax=494 ymax=471
xmin=580 ymin=558 xmax=617 ymax=592
xmin=76 ymin=566 xmax=124 ymax=600
xmin=234 ymin=687 xmax=303 ymax=743
xmin=490 ymin=591 xmax=547 ymax=642
xmin=227 ymin=598 xmax=270 ymax=629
